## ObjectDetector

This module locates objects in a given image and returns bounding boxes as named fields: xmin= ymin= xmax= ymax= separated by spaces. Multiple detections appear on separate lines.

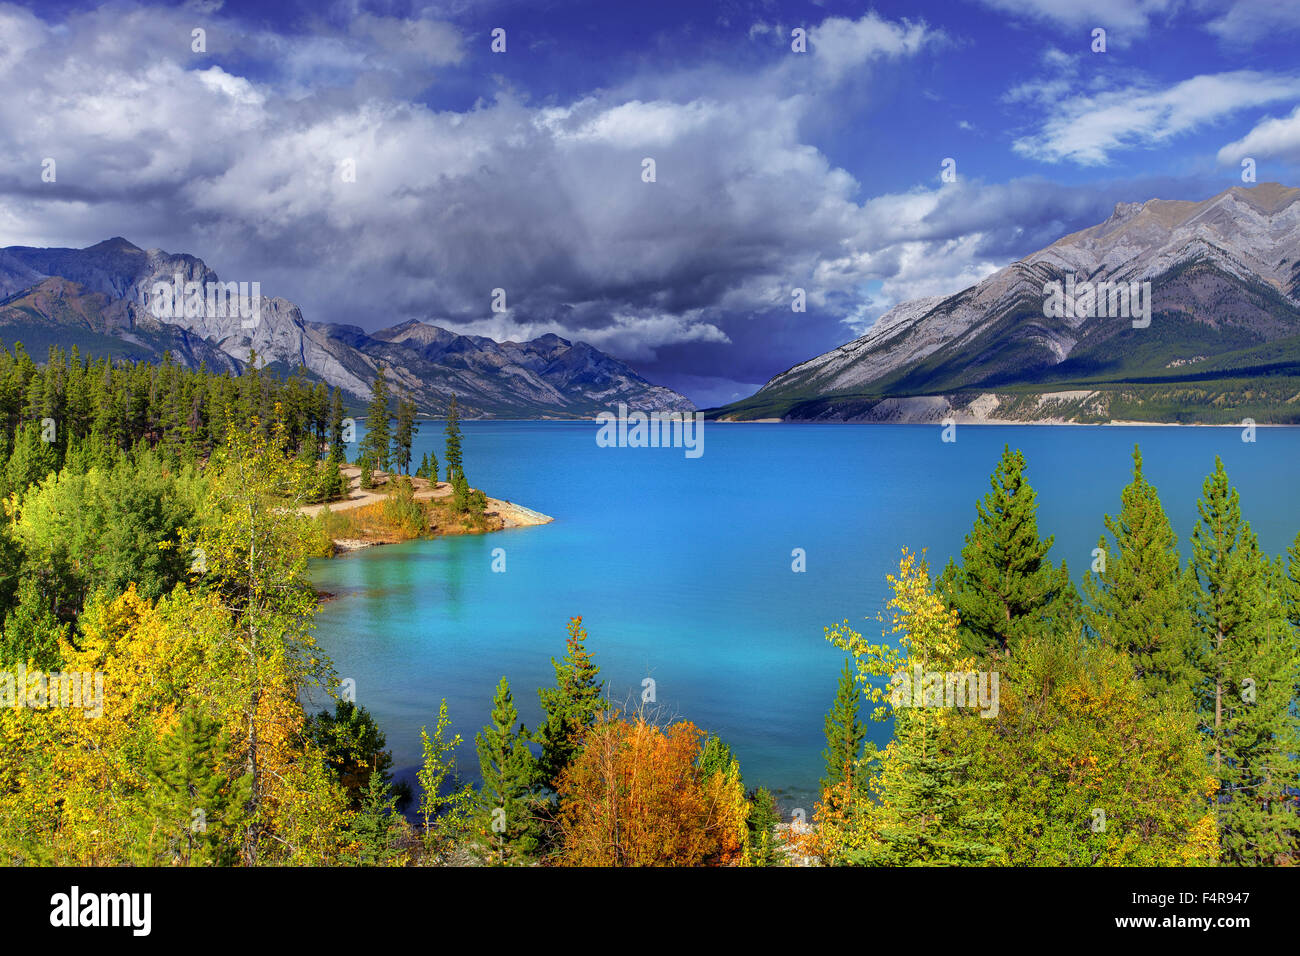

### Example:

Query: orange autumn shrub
xmin=556 ymin=716 xmax=749 ymax=866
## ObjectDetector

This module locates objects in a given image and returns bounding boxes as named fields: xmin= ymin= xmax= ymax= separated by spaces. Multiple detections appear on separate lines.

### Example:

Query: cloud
xmin=969 ymin=0 xmax=1177 ymax=35
xmin=348 ymin=13 xmax=465 ymax=69
xmin=0 ymin=2 xmax=1195 ymax=401
xmin=1011 ymin=71 xmax=1300 ymax=165
xmin=805 ymin=14 xmax=937 ymax=81
xmin=0 ymin=4 xmax=958 ymax=387
xmin=1203 ymin=0 xmax=1300 ymax=45
xmin=1217 ymin=104 xmax=1300 ymax=164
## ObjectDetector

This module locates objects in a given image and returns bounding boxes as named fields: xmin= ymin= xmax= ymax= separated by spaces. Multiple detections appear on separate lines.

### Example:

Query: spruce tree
xmin=1189 ymin=457 xmax=1300 ymax=865
xmin=305 ymin=700 xmax=398 ymax=809
xmin=941 ymin=445 xmax=1077 ymax=658
xmin=392 ymin=398 xmax=416 ymax=475
xmin=827 ymin=550 xmax=1004 ymax=866
xmin=416 ymin=450 xmax=440 ymax=484
xmin=1083 ymin=445 xmax=1194 ymax=702
xmin=351 ymin=770 xmax=405 ymax=866
xmin=329 ymin=387 xmax=345 ymax=459
xmin=357 ymin=450 xmax=376 ymax=490
xmin=746 ymin=787 xmax=780 ymax=866
xmin=534 ymin=616 xmax=604 ymax=793
xmin=475 ymin=676 xmax=541 ymax=864
xmin=697 ymin=734 xmax=738 ymax=781
xmin=311 ymin=380 xmax=329 ymax=448
xmin=858 ymin=705 xmax=1004 ymax=866
xmin=450 ymin=469 xmax=484 ymax=516
xmin=1 ymin=576 xmax=65 ymax=670
xmin=363 ymin=367 xmax=390 ymax=474
xmin=821 ymin=656 xmax=867 ymax=798
xmin=1284 ymin=531 xmax=1300 ymax=632
xmin=444 ymin=394 xmax=462 ymax=482
xmin=4 ymin=420 xmax=58 ymax=494
xmin=319 ymin=439 xmax=345 ymax=502
xmin=140 ymin=705 xmax=248 ymax=866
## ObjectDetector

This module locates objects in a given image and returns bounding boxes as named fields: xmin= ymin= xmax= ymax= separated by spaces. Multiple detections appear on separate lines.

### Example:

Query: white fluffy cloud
xmin=1012 ymin=71 xmax=1300 ymax=165
xmin=0 ymin=4 xmax=968 ymax=363
xmin=1203 ymin=0 xmax=1300 ymax=44
xmin=1217 ymin=104 xmax=1300 ymax=165
xmin=805 ymin=14 xmax=936 ymax=81
xmin=969 ymin=0 xmax=1177 ymax=36
xmin=0 ymin=2 xmax=1169 ymax=395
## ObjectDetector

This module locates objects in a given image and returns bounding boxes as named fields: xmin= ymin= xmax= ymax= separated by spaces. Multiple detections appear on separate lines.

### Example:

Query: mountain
xmin=357 ymin=321 xmax=689 ymax=417
xmin=0 ymin=276 xmax=244 ymax=373
xmin=0 ymin=238 xmax=692 ymax=418
xmin=718 ymin=182 xmax=1300 ymax=424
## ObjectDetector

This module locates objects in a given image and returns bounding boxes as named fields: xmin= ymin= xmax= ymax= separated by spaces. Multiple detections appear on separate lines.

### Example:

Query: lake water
xmin=308 ymin=422 xmax=1300 ymax=810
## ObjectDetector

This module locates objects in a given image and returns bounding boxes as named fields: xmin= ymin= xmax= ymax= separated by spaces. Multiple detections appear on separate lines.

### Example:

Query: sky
xmin=2 ymin=0 xmax=1299 ymax=406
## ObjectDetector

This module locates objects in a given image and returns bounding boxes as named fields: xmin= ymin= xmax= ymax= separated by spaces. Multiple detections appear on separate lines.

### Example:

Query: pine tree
xmin=392 ymin=398 xmax=417 ymax=475
xmin=534 ymin=616 xmax=605 ymax=793
xmin=351 ymin=770 xmax=405 ymax=866
xmin=304 ymin=700 xmax=398 ymax=809
xmin=1083 ymin=445 xmax=1194 ymax=702
xmin=475 ymin=677 xmax=541 ymax=864
xmin=1189 ymin=457 xmax=1300 ymax=865
xmin=451 ymin=469 xmax=484 ymax=516
xmin=834 ymin=551 xmax=1003 ymax=866
xmin=697 ymin=734 xmax=738 ymax=780
xmin=444 ymin=394 xmax=462 ymax=482
xmin=821 ymin=656 xmax=867 ymax=798
xmin=317 ymin=446 xmax=345 ymax=502
xmin=329 ymin=387 xmax=345 ymax=459
xmin=746 ymin=787 xmax=781 ymax=866
xmin=859 ymin=707 xmax=1004 ymax=866
xmin=357 ymin=450 xmax=376 ymax=490
xmin=415 ymin=450 xmax=440 ymax=484
xmin=940 ymin=445 xmax=1077 ymax=658
xmin=140 ymin=705 xmax=248 ymax=866
xmin=362 ymin=367 xmax=390 ymax=475
xmin=1 ymin=576 xmax=66 ymax=670
xmin=1284 ymin=531 xmax=1300 ymax=632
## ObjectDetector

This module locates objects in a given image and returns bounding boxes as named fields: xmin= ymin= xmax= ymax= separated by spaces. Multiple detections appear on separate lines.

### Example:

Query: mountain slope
xmin=0 ymin=239 xmax=693 ymax=418
xmin=0 ymin=276 xmax=242 ymax=372
xmin=718 ymin=183 xmax=1300 ymax=423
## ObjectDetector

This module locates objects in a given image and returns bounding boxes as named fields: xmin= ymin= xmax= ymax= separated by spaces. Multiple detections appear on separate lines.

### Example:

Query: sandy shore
xmin=301 ymin=466 xmax=552 ymax=553
xmin=299 ymin=465 xmax=454 ymax=517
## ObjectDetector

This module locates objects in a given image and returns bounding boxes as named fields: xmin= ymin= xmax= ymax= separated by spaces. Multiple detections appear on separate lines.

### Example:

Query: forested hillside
xmin=0 ymin=346 xmax=1294 ymax=866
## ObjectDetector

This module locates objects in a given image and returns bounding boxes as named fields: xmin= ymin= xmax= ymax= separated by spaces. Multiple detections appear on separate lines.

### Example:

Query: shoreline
xmin=302 ymin=466 xmax=552 ymax=555
xmin=712 ymin=418 xmax=1297 ymax=426
xmin=709 ymin=388 xmax=1299 ymax=426
xmin=346 ymin=413 xmax=1297 ymax=427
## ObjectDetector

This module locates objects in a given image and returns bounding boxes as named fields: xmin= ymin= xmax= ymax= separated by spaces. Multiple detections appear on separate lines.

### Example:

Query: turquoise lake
xmin=308 ymin=422 xmax=1300 ymax=809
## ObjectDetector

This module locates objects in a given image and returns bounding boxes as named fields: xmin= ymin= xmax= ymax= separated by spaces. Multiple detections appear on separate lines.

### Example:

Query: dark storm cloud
xmin=0 ymin=2 xmax=1287 ymax=402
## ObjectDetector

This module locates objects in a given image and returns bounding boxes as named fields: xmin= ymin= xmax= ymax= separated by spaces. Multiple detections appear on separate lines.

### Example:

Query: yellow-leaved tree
xmin=190 ymin=409 xmax=353 ymax=865
xmin=804 ymin=547 xmax=1218 ymax=867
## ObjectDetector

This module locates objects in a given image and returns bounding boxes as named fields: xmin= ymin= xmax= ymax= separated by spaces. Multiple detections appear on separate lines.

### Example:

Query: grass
xmin=309 ymin=477 xmax=495 ymax=554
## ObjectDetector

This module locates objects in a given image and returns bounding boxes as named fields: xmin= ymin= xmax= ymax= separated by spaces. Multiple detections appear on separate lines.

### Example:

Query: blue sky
xmin=3 ymin=0 xmax=1299 ymax=405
